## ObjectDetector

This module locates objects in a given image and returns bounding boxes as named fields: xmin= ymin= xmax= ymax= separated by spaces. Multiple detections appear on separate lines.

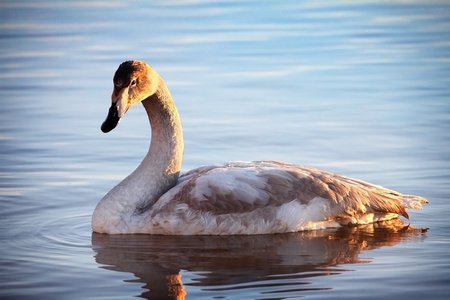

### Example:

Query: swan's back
xmin=143 ymin=161 xmax=427 ymax=235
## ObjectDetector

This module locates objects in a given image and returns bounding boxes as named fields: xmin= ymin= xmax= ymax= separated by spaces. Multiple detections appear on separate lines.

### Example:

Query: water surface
xmin=1 ymin=1 xmax=449 ymax=299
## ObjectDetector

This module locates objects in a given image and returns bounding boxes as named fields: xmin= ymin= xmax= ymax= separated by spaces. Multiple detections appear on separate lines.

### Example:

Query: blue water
xmin=1 ymin=1 xmax=449 ymax=299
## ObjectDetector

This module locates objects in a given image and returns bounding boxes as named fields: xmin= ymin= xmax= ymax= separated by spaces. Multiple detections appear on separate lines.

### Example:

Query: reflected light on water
xmin=92 ymin=219 xmax=426 ymax=299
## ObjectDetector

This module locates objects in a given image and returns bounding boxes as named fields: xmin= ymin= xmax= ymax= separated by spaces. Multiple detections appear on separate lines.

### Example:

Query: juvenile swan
xmin=92 ymin=60 xmax=428 ymax=235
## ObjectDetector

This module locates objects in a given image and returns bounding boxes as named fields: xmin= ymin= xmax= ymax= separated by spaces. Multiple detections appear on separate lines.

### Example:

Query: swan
xmin=92 ymin=60 xmax=428 ymax=235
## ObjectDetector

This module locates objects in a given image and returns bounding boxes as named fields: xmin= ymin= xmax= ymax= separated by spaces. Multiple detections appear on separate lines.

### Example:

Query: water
xmin=0 ymin=0 xmax=449 ymax=299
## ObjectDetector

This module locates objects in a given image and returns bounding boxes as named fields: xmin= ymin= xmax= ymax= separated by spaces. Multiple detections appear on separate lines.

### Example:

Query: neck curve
xmin=92 ymin=75 xmax=184 ymax=233
xmin=137 ymin=77 xmax=184 ymax=210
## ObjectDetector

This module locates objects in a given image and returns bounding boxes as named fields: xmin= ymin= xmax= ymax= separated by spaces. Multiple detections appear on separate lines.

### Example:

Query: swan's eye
xmin=130 ymin=79 xmax=137 ymax=87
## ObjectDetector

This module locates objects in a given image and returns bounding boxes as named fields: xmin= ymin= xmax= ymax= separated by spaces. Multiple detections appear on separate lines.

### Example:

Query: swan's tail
xmin=401 ymin=195 xmax=429 ymax=211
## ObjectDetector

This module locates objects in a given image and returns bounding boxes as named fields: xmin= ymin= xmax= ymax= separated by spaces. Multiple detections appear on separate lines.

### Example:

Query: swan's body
xmin=92 ymin=60 xmax=428 ymax=235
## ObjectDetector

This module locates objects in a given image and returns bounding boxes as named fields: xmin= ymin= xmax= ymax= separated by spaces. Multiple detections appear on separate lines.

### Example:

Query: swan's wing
xmin=161 ymin=161 xmax=413 ymax=219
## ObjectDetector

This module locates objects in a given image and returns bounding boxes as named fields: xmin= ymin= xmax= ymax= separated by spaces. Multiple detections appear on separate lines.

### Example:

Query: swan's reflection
xmin=92 ymin=219 xmax=427 ymax=299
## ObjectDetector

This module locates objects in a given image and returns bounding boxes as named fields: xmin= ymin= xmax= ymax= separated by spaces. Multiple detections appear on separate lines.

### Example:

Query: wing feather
xmin=164 ymin=161 xmax=410 ymax=219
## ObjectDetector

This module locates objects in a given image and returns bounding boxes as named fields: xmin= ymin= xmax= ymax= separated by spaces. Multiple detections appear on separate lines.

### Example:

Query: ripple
xmin=38 ymin=210 xmax=93 ymax=249
xmin=4 ymin=208 xmax=93 ymax=259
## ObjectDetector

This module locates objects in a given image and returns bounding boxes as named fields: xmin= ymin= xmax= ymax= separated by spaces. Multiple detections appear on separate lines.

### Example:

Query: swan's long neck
xmin=92 ymin=76 xmax=184 ymax=233
xmin=136 ymin=78 xmax=184 ymax=210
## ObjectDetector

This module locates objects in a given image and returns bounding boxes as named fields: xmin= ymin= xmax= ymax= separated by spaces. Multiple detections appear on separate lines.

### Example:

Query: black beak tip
xmin=101 ymin=103 xmax=120 ymax=133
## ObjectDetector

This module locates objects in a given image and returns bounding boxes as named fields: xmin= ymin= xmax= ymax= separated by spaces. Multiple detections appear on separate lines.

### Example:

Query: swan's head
xmin=101 ymin=60 xmax=158 ymax=133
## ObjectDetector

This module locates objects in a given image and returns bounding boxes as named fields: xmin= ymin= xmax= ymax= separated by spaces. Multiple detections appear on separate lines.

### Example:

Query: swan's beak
xmin=101 ymin=87 xmax=130 ymax=133
xmin=101 ymin=102 xmax=121 ymax=133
